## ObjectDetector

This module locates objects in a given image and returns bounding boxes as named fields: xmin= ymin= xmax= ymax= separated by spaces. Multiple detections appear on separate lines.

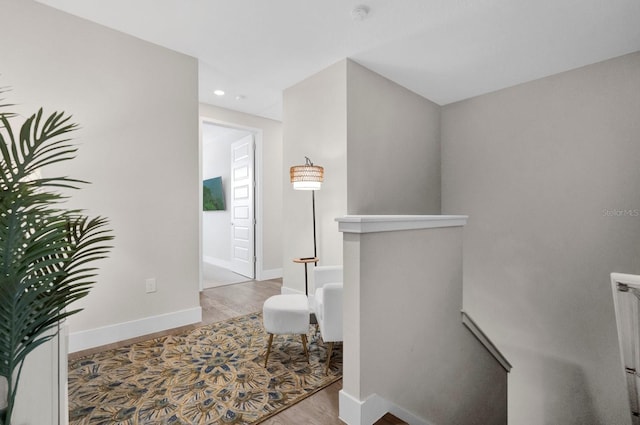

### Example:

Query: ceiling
xmin=35 ymin=0 xmax=640 ymax=121
xmin=202 ymin=122 xmax=251 ymax=148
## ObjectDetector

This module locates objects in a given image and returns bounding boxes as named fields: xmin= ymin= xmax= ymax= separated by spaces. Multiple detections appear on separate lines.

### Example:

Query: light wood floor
xmin=69 ymin=278 xmax=406 ymax=425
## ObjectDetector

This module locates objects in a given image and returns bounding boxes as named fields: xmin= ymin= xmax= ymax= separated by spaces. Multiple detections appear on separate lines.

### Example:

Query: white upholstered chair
xmin=262 ymin=294 xmax=310 ymax=367
xmin=312 ymin=265 xmax=343 ymax=374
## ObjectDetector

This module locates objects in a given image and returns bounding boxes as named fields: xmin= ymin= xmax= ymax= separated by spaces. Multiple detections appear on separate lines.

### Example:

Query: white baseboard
xmin=68 ymin=306 xmax=202 ymax=353
xmin=339 ymin=391 xmax=387 ymax=425
xmin=281 ymin=286 xmax=305 ymax=295
xmin=339 ymin=390 xmax=434 ymax=425
xmin=257 ymin=267 xmax=282 ymax=281
xmin=203 ymin=256 xmax=231 ymax=269
xmin=204 ymin=259 xmax=280 ymax=282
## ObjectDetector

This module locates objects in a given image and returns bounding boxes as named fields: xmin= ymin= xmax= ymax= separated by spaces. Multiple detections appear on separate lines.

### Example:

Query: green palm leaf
xmin=0 ymin=96 xmax=113 ymax=425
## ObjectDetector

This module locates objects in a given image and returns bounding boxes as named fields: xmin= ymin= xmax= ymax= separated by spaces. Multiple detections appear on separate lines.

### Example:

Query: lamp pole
xmin=312 ymin=189 xmax=317 ymax=259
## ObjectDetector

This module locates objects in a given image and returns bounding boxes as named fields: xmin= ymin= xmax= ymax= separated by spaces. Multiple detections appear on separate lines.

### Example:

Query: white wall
xmin=340 ymin=218 xmax=508 ymax=425
xmin=199 ymin=103 xmax=284 ymax=279
xmin=442 ymin=52 xmax=640 ymax=425
xmin=282 ymin=59 xmax=442 ymax=293
xmin=202 ymin=127 xmax=231 ymax=264
xmin=0 ymin=0 xmax=201 ymax=342
xmin=282 ymin=60 xmax=349 ymax=292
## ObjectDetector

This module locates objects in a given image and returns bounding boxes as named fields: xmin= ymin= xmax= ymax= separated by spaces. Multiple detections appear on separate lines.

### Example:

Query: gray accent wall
xmin=346 ymin=60 xmax=441 ymax=215
xmin=442 ymin=52 xmax=640 ymax=425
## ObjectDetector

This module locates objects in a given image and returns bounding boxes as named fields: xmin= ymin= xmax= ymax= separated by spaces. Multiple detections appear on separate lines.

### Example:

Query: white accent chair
xmin=312 ymin=265 xmax=343 ymax=374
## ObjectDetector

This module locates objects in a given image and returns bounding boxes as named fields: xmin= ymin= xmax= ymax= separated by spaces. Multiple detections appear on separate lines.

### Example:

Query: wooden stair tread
xmin=374 ymin=413 xmax=408 ymax=425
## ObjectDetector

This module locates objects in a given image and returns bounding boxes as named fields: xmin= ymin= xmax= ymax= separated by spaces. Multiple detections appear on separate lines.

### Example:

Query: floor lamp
xmin=290 ymin=157 xmax=323 ymax=296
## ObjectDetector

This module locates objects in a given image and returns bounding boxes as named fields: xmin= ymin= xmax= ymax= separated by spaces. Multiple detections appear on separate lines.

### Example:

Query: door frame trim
xmin=199 ymin=117 xmax=264 ymax=291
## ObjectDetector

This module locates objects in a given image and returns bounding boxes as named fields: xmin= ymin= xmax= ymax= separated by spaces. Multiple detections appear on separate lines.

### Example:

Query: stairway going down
xmin=374 ymin=413 xmax=408 ymax=425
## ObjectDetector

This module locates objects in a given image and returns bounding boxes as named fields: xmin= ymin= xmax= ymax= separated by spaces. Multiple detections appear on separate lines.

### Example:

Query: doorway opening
xmin=201 ymin=121 xmax=256 ymax=289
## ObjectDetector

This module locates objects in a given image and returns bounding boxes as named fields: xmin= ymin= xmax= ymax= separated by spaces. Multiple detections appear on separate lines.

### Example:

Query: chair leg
xmin=301 ymin=334 xmax=309 ymax=363
xmin=325 ymin=341 xmax=334 ymax=375
xmin=264 ymin=333 xmax=274 ymax=368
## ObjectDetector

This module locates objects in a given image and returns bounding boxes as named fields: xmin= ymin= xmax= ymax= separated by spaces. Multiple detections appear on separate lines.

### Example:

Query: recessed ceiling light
xmin=214 ymin=89 xmax=225 ymax=96
xmin=351 ymin=5 xmax=369 ymax=21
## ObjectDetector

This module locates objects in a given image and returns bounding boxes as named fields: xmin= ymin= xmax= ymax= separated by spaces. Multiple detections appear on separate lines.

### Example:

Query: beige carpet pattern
xmin=68 ymin=312 xmax=341 ymax=425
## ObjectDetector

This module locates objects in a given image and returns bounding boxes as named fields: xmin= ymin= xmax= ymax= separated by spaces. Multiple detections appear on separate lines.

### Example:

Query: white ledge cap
xmin=611 ymin=272 xmax=640 ymax=289
xmin=336 ymin=215 xmax=468 ymax=234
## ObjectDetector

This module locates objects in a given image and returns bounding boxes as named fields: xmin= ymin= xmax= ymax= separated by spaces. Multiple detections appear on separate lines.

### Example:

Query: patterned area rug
xmin=68 ymin=312 xmax=342 ymax=424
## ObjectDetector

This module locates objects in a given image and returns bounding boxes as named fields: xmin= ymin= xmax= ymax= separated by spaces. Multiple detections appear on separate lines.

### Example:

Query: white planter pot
xmin=9 ymin=322 xmax=67 ymax=425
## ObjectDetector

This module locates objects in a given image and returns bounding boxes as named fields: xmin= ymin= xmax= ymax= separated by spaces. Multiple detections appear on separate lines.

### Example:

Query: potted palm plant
xmin=0 ymin=88 xmax=113 ymax=425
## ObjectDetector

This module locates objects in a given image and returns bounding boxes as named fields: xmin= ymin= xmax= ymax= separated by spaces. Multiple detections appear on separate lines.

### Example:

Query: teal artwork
xmin=203 ymin=176 xmax=225 ymax=211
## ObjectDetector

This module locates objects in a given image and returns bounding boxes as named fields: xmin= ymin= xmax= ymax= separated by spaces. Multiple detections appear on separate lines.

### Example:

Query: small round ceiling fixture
xmin=214 ymin=89 xmax=225 ymax=96
xmin=351 ymin=5 xmax=369 ymax=21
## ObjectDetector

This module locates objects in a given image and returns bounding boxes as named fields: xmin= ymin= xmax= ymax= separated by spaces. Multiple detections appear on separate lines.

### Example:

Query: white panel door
xmin=230 ymin=135 xmax=255 ymax=278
